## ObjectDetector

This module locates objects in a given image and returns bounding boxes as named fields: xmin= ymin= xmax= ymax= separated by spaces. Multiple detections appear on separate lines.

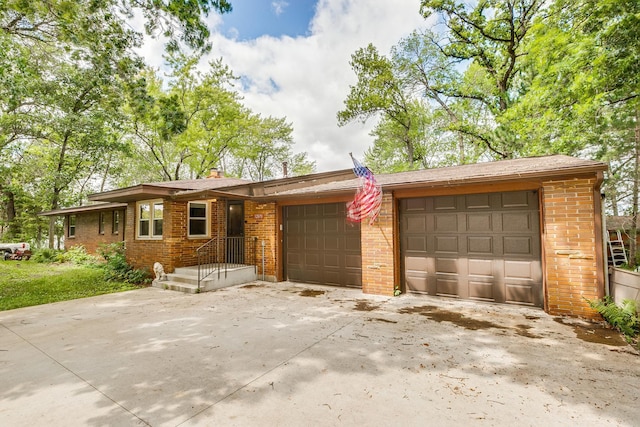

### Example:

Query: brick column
xmin=245 ymin=201 xmax=277 ymax=281
xmin=361 ymin=192 xmax=396 ymax=296
xmin=542 ymin=177 xmax=603 ymax=319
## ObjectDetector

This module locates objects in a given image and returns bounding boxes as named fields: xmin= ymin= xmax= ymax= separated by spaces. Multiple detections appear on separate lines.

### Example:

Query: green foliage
xmin=57 ymin=245 xmax=98 ymax=265
xmin=0 ymin=262 xmax=141 ymax=311
xmin=125 ymin=55 xmax=313 ymax=183
xmin=98 ymin=242 xmax=150 ymax=284
xmin=587 ymin=296 xmax=639 ymax=342
xmin=0 ymin=0 xmax=235 ymax=246
xmin=31 ymin=248 xmax=63 ymax=264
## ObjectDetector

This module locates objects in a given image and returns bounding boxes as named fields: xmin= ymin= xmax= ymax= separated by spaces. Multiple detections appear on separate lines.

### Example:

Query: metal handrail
xmin=196 ymin=236 xmax=257 ymax=291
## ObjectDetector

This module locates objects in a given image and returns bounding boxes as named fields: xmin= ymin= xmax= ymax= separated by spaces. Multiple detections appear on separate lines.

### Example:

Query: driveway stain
xmin=354 ymin=300 xmax=380 ymax=311
xmin=299 ymin=289 xmax=326 ymax=297
xmin=554 ymin=318 xmax=627 ymax=347
xmin=515 ymin=324 xmax=542 ymax=339
xmin=397 ymin=305 xmax=506 ymax=331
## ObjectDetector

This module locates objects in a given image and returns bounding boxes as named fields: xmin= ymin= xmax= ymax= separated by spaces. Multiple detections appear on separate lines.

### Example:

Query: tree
xmin=419 ymin=0 xmax=545 ymax=158
xmin=0 ymin=0 xmax=233 ymax=246
xmin=225 ymin=115 xmax=315 ymax=180
xmin=126 ymin=57 xmax=249 ymax=181
xmin=338 ymin=43 xmax=438 ymax=170
xmin=338 ymin=32 xmax=487 ymax=171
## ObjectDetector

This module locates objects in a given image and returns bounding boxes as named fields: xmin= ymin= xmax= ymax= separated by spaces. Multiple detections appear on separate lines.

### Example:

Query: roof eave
xmin=88 ymin=184 xmax=178 ymax=203
xmin=39 ymin=202 xmax=128 ymax=217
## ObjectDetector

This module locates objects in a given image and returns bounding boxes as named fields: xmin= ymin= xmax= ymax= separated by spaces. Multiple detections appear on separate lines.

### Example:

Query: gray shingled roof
xmin=265 ymin=155 xmax=607 ymax=197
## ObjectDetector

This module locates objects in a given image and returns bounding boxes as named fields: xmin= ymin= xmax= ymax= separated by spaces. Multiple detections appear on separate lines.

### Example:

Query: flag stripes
xmin=347 ymin=154 xmax=382 ymax=225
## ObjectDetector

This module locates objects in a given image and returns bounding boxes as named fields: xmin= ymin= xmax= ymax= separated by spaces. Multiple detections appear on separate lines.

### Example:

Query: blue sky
xmin=220 ymin=0 xmax=317 ymax=40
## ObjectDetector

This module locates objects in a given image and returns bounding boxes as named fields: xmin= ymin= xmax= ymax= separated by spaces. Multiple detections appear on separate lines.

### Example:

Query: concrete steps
xmin=152 ymin=265 xmax=257 ymax=293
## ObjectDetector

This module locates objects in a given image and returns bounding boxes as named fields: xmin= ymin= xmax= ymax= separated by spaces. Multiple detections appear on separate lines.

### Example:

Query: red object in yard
xmin=3 ymin=249 xmax=31 ymax=261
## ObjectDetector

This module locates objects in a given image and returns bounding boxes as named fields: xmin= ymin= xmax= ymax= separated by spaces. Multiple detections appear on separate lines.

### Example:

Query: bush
xmin=57 ymin=245 xmax=97 ymax=265
xmin=588 ymin=296 xmax=639 ymax=345
xmin=98 ymin=242 xmax=150 ymax=284
xmin=32 ymin=248 xmax=63 ymax=263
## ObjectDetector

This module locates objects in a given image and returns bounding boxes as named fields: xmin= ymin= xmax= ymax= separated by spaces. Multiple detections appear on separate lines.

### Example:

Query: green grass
xmin=0 ymin=260 xmax=143 ymax=311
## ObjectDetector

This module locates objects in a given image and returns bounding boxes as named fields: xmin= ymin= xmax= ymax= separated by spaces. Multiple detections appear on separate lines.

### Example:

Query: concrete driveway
xmin=1 ymin=282 xmax=638 ymax=427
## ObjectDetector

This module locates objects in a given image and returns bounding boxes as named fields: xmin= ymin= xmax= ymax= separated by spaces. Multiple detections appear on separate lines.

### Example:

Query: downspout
xmin=602 ymin=193 xmax=610 ymax=297
xmin=594 ymin=170 xmax=607 ymax=298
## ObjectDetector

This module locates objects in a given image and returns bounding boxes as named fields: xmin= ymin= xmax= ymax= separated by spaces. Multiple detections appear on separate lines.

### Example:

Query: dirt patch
xmin=240 ymin=284 xmax=265 ymax=289
xmin=365 ymin=317 xmax=398 ymax=324
xmin=398 ymin=305 xmax=506 ymax=331
xmin=554 ymin=318 xmax=628 ymax=347
xmin=299 ymin=289 xmax=326 ymax=298
xmin=354 ymin=300 xmax=380 ymax=312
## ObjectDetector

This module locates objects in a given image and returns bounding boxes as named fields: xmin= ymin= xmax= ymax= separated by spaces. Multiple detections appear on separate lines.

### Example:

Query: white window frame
xmin=188 ymin=201 xmax=209 ymax=238
xmin=137 ymin=199 xmax=163 ymax=239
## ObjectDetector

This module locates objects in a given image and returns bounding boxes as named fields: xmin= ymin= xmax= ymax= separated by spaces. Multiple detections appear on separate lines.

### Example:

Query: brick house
xmin=41 ymin=202 xmax=128 ymax=254
xmin=42 ymin=155 xmax=608 ymax=319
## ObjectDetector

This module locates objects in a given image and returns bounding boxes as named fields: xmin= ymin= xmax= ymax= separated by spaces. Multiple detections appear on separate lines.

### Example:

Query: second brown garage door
xmin=284 ymin=203 xmax=362 ymax=287
xmin=400 ymin=191 xmax=543 ymax=306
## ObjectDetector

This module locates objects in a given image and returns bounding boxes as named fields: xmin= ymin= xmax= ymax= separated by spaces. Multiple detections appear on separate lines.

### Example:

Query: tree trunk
xmin=4 ymin=188 xmax=19 ymax=238
xmin=49 ymin=132 xmax=70 ymax=248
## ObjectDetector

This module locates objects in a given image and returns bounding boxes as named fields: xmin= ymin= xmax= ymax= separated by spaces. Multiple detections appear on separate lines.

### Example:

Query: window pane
xmin=189 ymin=203 xmax=206 ymax=218
xmin=154 ymin=203 xmax=163 ymax=219
xmin=139 ymin=203 xmax=150 ymax=220
xmin=189 ymin=219 xmax=206 ymax=236
xmin=112 ymin=211 xmax=120 ymax=233
xmin=153 ymin=219 xmax=163 ymax=236
xmin=139 ymin=220 xmax=149 ymax=236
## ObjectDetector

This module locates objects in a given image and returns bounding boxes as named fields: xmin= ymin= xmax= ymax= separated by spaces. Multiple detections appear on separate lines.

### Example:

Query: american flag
xmin=347 ymin=154 xmax=382 ymax=224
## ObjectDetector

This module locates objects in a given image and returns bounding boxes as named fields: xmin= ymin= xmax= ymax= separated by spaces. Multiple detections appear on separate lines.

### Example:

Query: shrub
xmin=57 ymin=245 xmax=97 ymax=265
xmin=588 ymin=296 xmax=639 ymax=344
xmin=98 ymin=242 xmax=150 ymax=284
xmin=32 ymin=248 xmax=63 ymax=263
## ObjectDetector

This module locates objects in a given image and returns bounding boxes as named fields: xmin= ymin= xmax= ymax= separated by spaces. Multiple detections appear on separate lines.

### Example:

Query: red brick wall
xmin=542 ymin=177 xmax=604 ymax=319
xmin=125 ymin=199 xmax=228 ymax=273
xmin=245 ymin=201 xmax=277 ymax=280
xmin=361 ymin=192 xmax=396 ymax=296
xmin=66 ymin=209 xmax=125 ymax=254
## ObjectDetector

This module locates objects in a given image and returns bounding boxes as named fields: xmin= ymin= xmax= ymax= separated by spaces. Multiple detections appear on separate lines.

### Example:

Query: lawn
xmin=0 ymin=260 xmax=143 ymax=311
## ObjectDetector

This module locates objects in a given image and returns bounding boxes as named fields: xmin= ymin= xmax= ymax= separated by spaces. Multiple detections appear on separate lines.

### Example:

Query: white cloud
xmin=271 ymin=1 xmax=289 ymax=16
xmin=139 ymin=0 xmax=430 ymax=172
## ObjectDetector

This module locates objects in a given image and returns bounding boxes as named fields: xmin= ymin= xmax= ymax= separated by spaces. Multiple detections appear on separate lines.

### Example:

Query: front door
xmin=227 ymin=200 xmax=244 ymax=264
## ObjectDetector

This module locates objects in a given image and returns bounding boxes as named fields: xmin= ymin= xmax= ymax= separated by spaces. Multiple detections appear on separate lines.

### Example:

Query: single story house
xmin=42 ymin=155 xmax=608 ymax=319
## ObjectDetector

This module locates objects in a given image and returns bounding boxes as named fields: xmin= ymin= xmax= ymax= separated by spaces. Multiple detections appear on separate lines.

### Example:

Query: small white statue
xmin=153 ymin=262 xmax=167 ymax=281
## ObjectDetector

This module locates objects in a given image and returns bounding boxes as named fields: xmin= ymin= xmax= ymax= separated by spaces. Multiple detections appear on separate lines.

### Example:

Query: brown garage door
xmin=284 ymin=203 xmax=362 ymax=287
xmin=400 ymin=191 xmax=542 ymax=306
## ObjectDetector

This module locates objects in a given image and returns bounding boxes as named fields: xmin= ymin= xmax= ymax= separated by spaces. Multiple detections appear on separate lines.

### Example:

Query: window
xmin=188 ymin=202 xmax=208 ymax=237
xmin=112 ymin=210 xmax=120 ymax=234
xmin=68 ymin=215 xmax=76 ymax=238
xmin=99 ymin=212 xmax=105 ymax=234
xmin=137 ymin=200 xmax=163 ymax=239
